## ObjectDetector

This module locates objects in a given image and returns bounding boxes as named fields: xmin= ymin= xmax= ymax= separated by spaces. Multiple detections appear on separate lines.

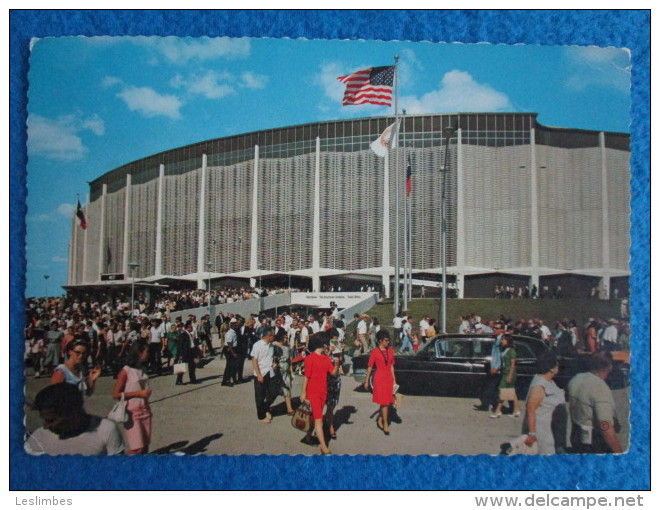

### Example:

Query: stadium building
xmin=67 ymin=113 xmax=630 ymax=299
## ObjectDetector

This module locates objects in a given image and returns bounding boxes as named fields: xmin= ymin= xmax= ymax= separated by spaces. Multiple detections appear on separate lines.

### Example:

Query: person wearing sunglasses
xmin=51 ymin=341 xmax=101 ymax=396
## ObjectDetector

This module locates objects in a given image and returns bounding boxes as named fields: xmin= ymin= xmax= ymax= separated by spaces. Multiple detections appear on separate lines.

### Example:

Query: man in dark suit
xmin=177 ymin=321 xmax=200 ymax=385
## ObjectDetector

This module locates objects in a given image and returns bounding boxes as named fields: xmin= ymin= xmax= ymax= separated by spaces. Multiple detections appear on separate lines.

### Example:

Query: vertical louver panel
xmin=319 ymin=149 xmax=383 ymax=270
xmin=84 ymin=199 xmax=101 ymax=282
xmin=536 ymin=146 xmax=603 ymax=270
xmin=162 ymin=162 xmax=200 ymax=277
xmin=258 ymin=152 xmax=315 ymax=273
xmin=103 ymin=188 xmax=125 ymax=275
xmin=128 ymin=165 xmax=159 ymax=279
xmin=606 ymin=147 xmax=631 ymax=271
xmin=206 ymin=158 xmax=253 ymax=274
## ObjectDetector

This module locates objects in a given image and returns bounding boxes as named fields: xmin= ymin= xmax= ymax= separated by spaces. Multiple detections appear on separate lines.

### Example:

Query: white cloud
xmin=28 ymin=113 xmax=105 ymax=161
xmin=56 ymin=203 xmax=75 ymax=217
xmin=188 ymin=71 xmax=236 ymax=99
xmin=28 ymin=202 xmax=75 ymax=224
xmin=82 ymin=114 xmax=105 ymax=135
xmin=398 ymin=48 xmax=423 ymax=89
xmin=565 ymin=46 xmax=631 ymax=92
xmin=316 ymin=62 xmax=347 ymax=103
xmin=116 ymin=86 xmax=182 ymax=119
xmin=240 ymin=71 xmax=268 ymax=89
xmin=146 ymin=37 xmax=251 ymax=64
xmin=401 ymin=70 xmax=512 ymax=114
xmin=101 ymin=75 xmax=123 ymax=88
xmin=169 ymin=69 xmax=266 ymax=100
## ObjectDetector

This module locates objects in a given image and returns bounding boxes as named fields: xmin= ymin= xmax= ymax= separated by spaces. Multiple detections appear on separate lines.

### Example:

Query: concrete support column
xmin=82 ymin=194 xmax=89 ymax=283
xmin=456 ymin=128 xmax=465 ymax=276
xmin=456 ymin=273 xmax=464 ymax=299
xmin=600 ymin=132 xmax=610 ymax=299
xmin=312 ymin=136 xmax=321 ymax=292
xmin=530 ymin=128 xmax=540 ymax=274
xmin=250 ymin=145 xmax=260 ymax=281
xmin=66 ymin=219 xmax=78 ymax=285
xmin=381 ymin=151 xmax=391 ymax=298
xmin=529 ymin=274 xmax=540 ymax=291
xmin=154 ymin=164 xmax=164 ymax=277
xmin=599 ymin=276 xmax=611 ymax=300
xmin=122 ymin=174 xmax=132 ymax=277
xmin=97 ymin=184 xmax=107 ymax=282
xmin=196 ymin=155 xmax=208 ymax=289
xmin=71 ymin=215 xmax=78 ymax=284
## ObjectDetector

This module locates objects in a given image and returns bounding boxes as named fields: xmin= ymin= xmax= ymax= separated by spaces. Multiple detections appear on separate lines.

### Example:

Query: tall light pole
xmin=128 ymin=261 xmax=139 ymax=317
xmin=206 ymin=261 xmax=212 ymax=315
xmin=43 ymin=275 xmax=49 ymax=297
xmin=440 ymin=126 xmax=455 ymax=333
xmin=288 ymin=263 xmax=292 ymax=293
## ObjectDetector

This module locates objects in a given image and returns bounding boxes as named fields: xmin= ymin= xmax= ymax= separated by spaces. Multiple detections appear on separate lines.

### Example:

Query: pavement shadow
xmin=151 ymin=434 xmax=223 ymax=456
xmin=332 ymin=405 xmax=357 ymax=433
xmin=151 ymin=441 xmax=189 ymax=455
xmin=182 ymin=433 xmax=223 ymax=455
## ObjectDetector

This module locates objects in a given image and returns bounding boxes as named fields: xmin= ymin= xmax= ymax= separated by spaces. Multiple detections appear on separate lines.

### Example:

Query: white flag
xmin=370 ymin=120 xmax=400 ymax=158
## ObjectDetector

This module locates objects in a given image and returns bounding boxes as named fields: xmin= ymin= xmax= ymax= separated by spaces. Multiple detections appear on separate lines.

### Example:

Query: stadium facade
xmin=68 ymin=113 xmax=630 ymax=298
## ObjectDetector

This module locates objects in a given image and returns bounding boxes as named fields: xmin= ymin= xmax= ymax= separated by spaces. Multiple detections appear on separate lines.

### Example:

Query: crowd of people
xmin=493 ymin=283 xmax=629 ymax=302
xmin=23 ymin=288 xmax=629 ymax=456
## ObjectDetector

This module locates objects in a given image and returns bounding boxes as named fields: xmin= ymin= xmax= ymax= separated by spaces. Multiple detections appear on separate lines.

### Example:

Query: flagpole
xmin=407 ymin=152 xmax=413 ymax=303
xmin=393 ymin=55 xmax=400 ymax=316
xmin=402 ymin=114 xmax=408 ymax=312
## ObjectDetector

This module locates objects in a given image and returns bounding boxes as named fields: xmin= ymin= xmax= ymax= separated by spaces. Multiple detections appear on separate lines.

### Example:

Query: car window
xmin=471 ymin=339 xmax=492 ymax=357
xmin=437 ymin=339 xmax=471 ymax=357
xmin=513 ymin=341 xmax=537 ymax=359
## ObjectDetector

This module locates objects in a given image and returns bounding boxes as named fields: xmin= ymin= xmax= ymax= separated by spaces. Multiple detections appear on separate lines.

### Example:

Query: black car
xmin=351 ymin=334 xmax=629 ymax=397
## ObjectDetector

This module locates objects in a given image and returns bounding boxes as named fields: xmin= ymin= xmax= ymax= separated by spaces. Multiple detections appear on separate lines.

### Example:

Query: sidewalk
xmin=22 ymin=345 xmax=629 ymax=455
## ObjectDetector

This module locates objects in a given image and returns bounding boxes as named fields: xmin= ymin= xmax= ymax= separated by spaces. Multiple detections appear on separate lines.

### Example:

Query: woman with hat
xmin=363 ymin=329 xmax=396 ymax=435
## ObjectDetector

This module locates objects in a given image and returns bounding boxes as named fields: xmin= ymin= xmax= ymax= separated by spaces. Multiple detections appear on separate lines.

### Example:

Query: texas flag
xmin=76 ymin=200 xmax=87 ymax=230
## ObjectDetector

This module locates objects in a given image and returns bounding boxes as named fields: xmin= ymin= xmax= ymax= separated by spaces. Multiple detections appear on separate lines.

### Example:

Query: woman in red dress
xmin=301 ymin=332 xmax=339 ymax=454
xmin=363 ymin=329 xmax=396 ymax=435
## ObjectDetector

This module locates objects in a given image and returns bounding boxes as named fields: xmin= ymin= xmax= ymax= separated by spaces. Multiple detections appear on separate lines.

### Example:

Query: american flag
xmin=337 ymin=66 xmax=395 ymax=106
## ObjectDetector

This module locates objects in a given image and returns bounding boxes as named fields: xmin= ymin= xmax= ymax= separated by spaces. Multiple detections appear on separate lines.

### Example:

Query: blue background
xmin=9 ymin=10 xmax=650 ymax=490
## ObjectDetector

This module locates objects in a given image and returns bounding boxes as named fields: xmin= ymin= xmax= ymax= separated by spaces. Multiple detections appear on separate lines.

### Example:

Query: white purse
xmin=107 ymin=393 xmax=128 ymax=423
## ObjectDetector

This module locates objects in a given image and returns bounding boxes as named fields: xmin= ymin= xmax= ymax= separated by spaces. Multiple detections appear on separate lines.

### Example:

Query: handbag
xmin=500 ymin=435 xmax=539 ymax=455
xmin=107 ymin=393 xmax=128 ymax=423
xmin=290 ymin=401 xmax=313 ymax=432
xmin=173 ymin=361 xmax=187 ymax=374
xmin=499 ymin=387 xmax=517 ymax=401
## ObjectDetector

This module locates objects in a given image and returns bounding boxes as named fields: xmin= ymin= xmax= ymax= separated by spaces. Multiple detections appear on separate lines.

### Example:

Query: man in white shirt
xmin=601 ymin=319 xmax=619 ymax=348
xmin=250 ymin=327 xmax=278 ymax=423
xmin=148 ymin=318 xmax=166 ymax=375
xmin=568 ymin=352 xmax=623 ymax=453
xmin=356 ymin=314 xmax=370 ymax=354
xmin=222 ymin=318 xmax=240 ymax=386
xmin=25 ymin=383 xmax=125 ymax=456
xmin=419 ymin=316 xmax=430 ymax=344
xmin=392 ymin=313 xmax=403 ymax=347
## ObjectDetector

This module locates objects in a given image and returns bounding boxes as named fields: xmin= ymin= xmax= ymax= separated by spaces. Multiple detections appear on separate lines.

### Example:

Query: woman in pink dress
xmin=112 ymin=341 xmax=152 ymax=454
xmin=363 ymin=329 xmax=396 ymax=435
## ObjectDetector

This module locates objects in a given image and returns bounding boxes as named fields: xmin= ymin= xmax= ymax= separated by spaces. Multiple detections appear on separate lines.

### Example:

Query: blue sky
xmin=25 ymin=36 xmax=631 ymax=298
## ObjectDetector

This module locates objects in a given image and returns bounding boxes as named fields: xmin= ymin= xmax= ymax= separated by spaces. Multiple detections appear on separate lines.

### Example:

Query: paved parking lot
xmin=23 ymin=348 xmax=629 ymax=456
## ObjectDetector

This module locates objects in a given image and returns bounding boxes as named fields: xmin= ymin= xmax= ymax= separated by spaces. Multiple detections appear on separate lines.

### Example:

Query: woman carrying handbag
xmin=112 ymin=341 xmax=152 ymax=455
